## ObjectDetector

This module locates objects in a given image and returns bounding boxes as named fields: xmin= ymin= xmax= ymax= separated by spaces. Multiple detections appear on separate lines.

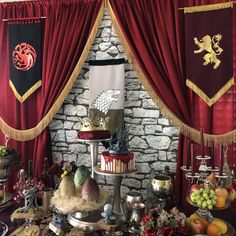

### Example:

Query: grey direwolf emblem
xmin=92 ymin=89 xmax=120 ymax=114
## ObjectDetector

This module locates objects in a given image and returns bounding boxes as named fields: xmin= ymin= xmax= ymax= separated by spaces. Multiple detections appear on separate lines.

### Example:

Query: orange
xmin=215 ymin=187 xmax=229 ymax=200
xmin=211 ymin=219 xmax=227 ymax=234
xmin=215 ymin=196 xmax=226 ymax=208
xmin=207 ymin=223 xmax=221 ymax=236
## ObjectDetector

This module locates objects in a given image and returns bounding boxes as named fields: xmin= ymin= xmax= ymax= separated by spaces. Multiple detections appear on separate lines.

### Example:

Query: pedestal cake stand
xmin=94 ymin=166 xmax=137 ymax=216
xmin=78 ymin=138 xmax=111 ymax=180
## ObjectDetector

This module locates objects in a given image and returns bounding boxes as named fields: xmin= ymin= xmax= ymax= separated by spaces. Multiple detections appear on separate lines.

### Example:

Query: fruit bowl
xmin=186 ymin=195 xmax=231 ymax=210
xmin=188 ymin=214 xmax=235 ymax=236
xmin=193 ymin=220 xmax=235 ymax=236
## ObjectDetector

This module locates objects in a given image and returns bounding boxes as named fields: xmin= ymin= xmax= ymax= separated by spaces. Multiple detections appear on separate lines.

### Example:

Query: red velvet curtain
xmin=0 ymin=0 xmax=103 ymax=186
xmin=109 ymin=0 xmax=191 ymax=125
xmin=109 ymin=0 xmax=192 ymax=198
xmin=177 ymin=0 xmax=236 ymax=222
xmin=109 ymin=0 xmax=236 ymax=222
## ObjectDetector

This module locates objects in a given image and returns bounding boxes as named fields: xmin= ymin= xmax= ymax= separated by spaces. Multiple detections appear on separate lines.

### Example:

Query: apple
xmin=189 ymin=219 xmax=206 ymax=234
xmin=190 ymin=184 xmax=202 ymax=193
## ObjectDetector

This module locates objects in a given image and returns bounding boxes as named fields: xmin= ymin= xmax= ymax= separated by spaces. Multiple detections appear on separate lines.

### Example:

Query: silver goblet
xmin=151 ymin=175 xmax=173 ymax=209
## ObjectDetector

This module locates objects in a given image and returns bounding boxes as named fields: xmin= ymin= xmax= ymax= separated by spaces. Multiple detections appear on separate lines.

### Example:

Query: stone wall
xmin=49 ymin=11 xmax=179 ymax=199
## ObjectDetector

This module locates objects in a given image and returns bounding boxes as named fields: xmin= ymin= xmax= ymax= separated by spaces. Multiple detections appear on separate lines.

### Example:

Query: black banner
xmin=8 ymin=18 xmax=42 ymax=103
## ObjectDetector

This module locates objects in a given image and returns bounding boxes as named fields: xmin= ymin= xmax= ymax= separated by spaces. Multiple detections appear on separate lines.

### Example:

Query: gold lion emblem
xmin=193 ymin=34 xmax=223 ymax=69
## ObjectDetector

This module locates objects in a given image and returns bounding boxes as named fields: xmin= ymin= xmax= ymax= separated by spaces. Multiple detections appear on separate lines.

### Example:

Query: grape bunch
xmin=190 ymin=188 xmax=217 ymax=209
xmin=0 ymin=146 xmax=9 ymax=156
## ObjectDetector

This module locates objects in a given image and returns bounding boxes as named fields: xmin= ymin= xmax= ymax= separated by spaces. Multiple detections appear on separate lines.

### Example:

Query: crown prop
xmin=78 ymin=117 xmax=110 ymax=132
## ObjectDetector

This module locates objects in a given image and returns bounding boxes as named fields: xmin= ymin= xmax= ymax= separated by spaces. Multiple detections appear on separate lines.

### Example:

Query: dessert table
xmin=0 ymin=199 xmax=235 ymax=235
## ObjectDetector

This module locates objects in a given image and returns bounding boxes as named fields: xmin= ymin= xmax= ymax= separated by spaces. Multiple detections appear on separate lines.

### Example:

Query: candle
xmin=219 ymin=145 xmax=224 ymax=176
xmin=200 ymin=128 xmax=205 ymax=158
xmin=28 ymin=159 xmax=33 ymax=179
xmin=211 ymin=142 xmax=215 ymax=169
xmin=191 ymin=144 xmax=194 ymax=175
xmin=186 ymin=139 xmax=191 ymax=169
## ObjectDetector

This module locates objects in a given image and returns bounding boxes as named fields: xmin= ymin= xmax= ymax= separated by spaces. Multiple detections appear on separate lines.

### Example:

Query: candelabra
xmin=181 ymin=146 xmax=231 ymax=188
xmin=181 ymin=155 xmax=219 ymax=186
xmin=181 ymin=129 xmax=228 ymax=187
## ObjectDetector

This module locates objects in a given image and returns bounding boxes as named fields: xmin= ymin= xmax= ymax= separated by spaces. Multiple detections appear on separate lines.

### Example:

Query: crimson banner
xmin=185 ymin=3 xmax=233 ymax=106
xmin=8 ymin=18 xmax=42 ymax=103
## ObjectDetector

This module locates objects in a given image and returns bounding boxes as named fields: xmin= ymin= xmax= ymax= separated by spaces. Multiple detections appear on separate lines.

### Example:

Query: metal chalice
xmin=151 ymin=175 xmax=173 ymax=209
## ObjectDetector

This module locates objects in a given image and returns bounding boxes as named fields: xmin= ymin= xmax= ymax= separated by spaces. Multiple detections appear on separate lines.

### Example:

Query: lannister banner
xmin=89 ymin=59 xmax=125 ymax=134
xmin=185 ymin=3 xmax=233 ymax=106
xmin=8 ymin=18 xmax=42 ymax=103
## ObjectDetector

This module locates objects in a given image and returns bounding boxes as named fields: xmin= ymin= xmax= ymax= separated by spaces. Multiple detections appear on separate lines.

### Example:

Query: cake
xmin=100 ymin=125 xmax=135 ymax=173
xmin=77 ymin=117 xmax=111 ymax=140
xmin=101 ymin=151 xmax=135 ymax=173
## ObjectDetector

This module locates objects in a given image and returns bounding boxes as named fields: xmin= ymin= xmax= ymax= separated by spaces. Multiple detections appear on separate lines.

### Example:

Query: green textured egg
xmin=74 ymin=165 xmax=90 ymax=188
xmin=58 ymin=175 xmax=76 ymax=199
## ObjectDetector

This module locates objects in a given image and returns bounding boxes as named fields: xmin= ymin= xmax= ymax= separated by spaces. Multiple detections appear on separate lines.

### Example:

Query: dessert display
xmin=100 ymin=125 xmax=136 ymax=173
xmin=51 ymin=164 xmax=108 ymax=214
xmin=77 ymin=117 xmax=111 ymax=140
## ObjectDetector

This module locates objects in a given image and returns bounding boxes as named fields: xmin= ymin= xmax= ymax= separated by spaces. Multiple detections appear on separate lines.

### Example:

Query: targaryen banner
xmin=185 ymin=3 xmax=233 ymax=106
xmin=8 ymin=18 xmax=42 ymax=103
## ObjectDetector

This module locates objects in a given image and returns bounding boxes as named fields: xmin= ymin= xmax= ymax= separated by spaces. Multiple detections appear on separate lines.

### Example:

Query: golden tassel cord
xmin=106 ymin=0 xmax=236 ymax=146
xmin=186 ymin=78 xmax=234 ymax=107
xmin=184 ymin=2 xmax=233 ymax=13
xmin=0 ymin=0 xmax=106 ymax=141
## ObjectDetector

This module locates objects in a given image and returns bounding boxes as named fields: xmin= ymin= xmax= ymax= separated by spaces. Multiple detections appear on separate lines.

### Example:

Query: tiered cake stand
xmin=94 ymin=166 xmax=137 ymax=215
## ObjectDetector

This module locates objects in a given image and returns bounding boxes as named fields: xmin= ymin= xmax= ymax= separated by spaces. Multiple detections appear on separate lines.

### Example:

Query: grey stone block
xmin=50 ymin=120 xmax=63 ymax=130
xmin=130 ymin=136 xmax=148 ymax=149
xmin=69 ymin=143 xmax=87 ymax=153
xmin=133 ymin=108 xmax=160 ymax=118
xmin=65 ymin=130 xmax=78 ymax=143
xmin=146 ymin=135 xmax=171 ymax=150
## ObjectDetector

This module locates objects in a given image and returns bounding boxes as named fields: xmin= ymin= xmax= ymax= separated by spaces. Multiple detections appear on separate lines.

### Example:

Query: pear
xmin=204 ymin=172 xmax=218 ymax=190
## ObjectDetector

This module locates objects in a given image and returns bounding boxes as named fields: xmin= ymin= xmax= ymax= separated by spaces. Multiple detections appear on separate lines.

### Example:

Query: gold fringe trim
xmin=184 ymin=2 xmax=233 ymax=13
xmin=186 ymin=77 xmax=234 ymax=107
xmin=0 ymin=0 xmax=105 ymax=141
xmin=9 ymin=79 xmax=42 ymax=103
xmin=107 ymin=0 xmax=236 ymax=146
